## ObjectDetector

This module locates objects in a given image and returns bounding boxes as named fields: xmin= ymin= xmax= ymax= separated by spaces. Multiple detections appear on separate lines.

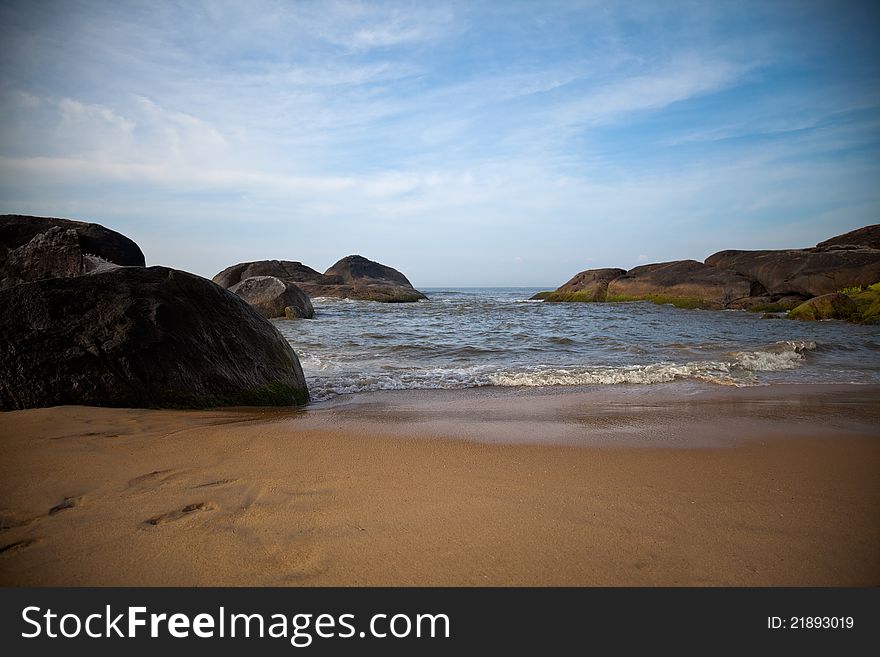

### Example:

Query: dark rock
xmin=705 ymin=247 xmax=880 ymax=298
xmin=0 ymin=214 xmax=145 ymax=268
xmin=1 ymin=215 xmax=143 ymax=290
xmin=300 ymin=255 xmax=426 ymax=302
xmin=212 ymin=260 xmax=323 ymax=289
xmin=542 ymin=268 xmax=626 ymax=302
xmin=229 ymin=276 xmax=315 ymax=319
xmin=725 ymin=295 xmax=805 ymax=312
xmin=606 ymin=260 xmax=753 ymax=309
xmin=528 ymin=291 xmax=553 ymax=300
xmin=323 ymin=254 xmax=413 ymax=287
xmin=213 ymin=254 xmax=426 ymax=302
xmin=789 ymin=293 xmax=858 ymax=321
xmin=2 ymin=226 xmax=85 ymax=289
xmin=0 ymin=266 xmax=309 ymax=410
xmin=816 ymin=224 xmax=880 ymax=250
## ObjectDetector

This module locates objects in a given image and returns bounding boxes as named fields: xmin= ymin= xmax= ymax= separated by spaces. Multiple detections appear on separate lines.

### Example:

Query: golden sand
xmin=1 ymin=385 xmax=878 ymax=586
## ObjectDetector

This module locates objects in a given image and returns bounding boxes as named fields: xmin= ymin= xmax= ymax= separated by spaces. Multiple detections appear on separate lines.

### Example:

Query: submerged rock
xmin=541 ymin=268 xmax=626 ymax=302
xmin=606 ymin=260 xmax=753 ymax=309
xmin=229 ymin=275 xmax=315 ymax=319
xmin=0 ymin=266 xmax=309 ymax=410
xmin=528 ymin=291 xmax=553 ymax=300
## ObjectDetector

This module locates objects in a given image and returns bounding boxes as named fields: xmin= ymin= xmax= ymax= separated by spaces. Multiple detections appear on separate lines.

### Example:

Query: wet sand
xmin=1 ymin=384 xmax=878 ymax=586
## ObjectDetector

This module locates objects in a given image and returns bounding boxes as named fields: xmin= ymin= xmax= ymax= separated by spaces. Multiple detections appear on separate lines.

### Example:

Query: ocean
xmin=273 ymin=287 xmax=880 ymax=402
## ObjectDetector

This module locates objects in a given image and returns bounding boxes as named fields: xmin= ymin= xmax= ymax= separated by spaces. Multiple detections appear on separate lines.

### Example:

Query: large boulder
xmin=0 ymin=216 xmax=145 ymax=290
xmin=539 ymin=268 xmax=626 ymax=302
xmin=0 ymin=266 xmax=309 ymax=410
xmin=789 ymin=293 xmax=858 ymax=321
xmin=213 ymin=254 xmax=426 ymax=302
xmin=212 ymin=260 xmax=323 ymax=290
xmin=323 ymin=254 xmax=413 ymax=287
xmin=704 ymin=247 xmax=880 ymax=298
xmin=303 ymin=255 xmax=426 ymax=302
xmin=229 ymin=276 xmax=314 ymax=319
xmin=0 ymin=214 xmax=145 ymax=269
xmin=2 ymin=226 xmax=85 ymax=288
xmin=816 ymin=224 xmax=880 ymax=250
xmin=606 ymin=260 xmax=753 ymax=309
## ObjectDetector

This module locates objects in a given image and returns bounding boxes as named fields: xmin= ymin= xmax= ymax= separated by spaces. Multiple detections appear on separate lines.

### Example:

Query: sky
xmin=0 ymin=1 xmax=878 ymax=287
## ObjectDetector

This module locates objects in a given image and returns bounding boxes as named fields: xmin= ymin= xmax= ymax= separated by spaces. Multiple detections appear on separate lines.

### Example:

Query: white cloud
xmin=308 ymin=0 xmax=458 ymax=50
xmin=554 ymin=56 xmax=748 ymax=127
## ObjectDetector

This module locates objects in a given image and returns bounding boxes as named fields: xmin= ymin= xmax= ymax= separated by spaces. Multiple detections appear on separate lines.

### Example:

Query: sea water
xmin=273 ymin=288 xmax=880 ymax=401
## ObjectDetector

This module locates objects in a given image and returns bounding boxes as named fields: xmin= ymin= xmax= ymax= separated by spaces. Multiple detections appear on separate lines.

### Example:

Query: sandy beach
xmin=1 ymin=383 xmax=878 ymax=586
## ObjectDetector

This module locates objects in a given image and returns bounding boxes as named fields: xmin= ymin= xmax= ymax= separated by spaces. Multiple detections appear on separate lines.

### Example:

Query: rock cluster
xmin=0 ymin=215 xmax=309 ymax=409
xmin=213 ymin=254 xmax=426 ymax=303
xmin=536 ymin=224 xmax=880 ymax=320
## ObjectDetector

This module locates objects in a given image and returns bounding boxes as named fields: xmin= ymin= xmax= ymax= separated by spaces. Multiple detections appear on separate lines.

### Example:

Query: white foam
xmin=734 ymin=340 xmax=816 ymax=372
xmin=302 ymin=340 xmax=819 ymax=400
xmin=487 ymin=362 xmax=740 ymax=388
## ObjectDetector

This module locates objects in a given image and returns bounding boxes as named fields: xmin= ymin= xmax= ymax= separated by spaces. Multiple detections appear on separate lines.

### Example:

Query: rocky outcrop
xmin=324 ymin=255 xmax=413 ymax=287
xmin=537 ymin=224 xmax=880 ymax=310
xmin=0 ymin=267 xmax=309 ymax=410
xmin=704 ymin=247 xmax=880 ymax=298
xmin=540 ymin=268 xmax=626 ymax=302
xmin=304 ymin=255 xmax=426 ymax=302
xmin=724 ymin=295 xmax=804 ymax=312
xmin=788 ymin=293 xmax=858 ymax=321
xmin=229 ymin=276 xmax=314 ymax=319
xmin=214 ymin=254 xmax=426 ymax=302
xmin=0 ymin=214 xmax=145 ymax=270
xmin=2 ymin=226 xmax=85 ymax=288
xmin=816 ymin=224 xmax=880 ymax=250
xmin=212 ymin=260 xmax=323 ymax=290
xmin=0 ymin=215 xmax=145 ymax=289
xmin=606 ymin=260 xmax=753 ymax=309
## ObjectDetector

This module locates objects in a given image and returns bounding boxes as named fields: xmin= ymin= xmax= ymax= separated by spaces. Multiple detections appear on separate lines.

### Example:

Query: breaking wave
xmin=274 ymin=287 xmax=878 ymax=402
xmin=303 ymin=341 xmax=819 ymax=400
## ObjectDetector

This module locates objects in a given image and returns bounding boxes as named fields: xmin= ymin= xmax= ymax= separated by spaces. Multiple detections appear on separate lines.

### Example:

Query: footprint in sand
xmin=127 ymin=469 xmax=191 ymax=493
xmin=61 ymin=429 xmax=124 ymax=439
xmin=0 ymin=538 xmax=42 ymax=557
xmin=0 ymin=511 xmax=39 ymax=532
xmin=144 ymin=502 xmax=217 ymax=527
xmin=190 ymin=478 xmax=239 ymax=489
xmin=49 ymin=496 xmax=84 ymax=515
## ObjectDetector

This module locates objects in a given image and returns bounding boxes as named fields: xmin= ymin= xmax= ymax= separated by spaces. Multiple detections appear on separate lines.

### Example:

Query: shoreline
xmin=1 ymin=382 xmax=878 ymax=586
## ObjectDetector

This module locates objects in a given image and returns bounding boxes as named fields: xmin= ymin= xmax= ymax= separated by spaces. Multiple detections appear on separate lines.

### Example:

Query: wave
xmin=733 ymin=340 xmax=816 ymax=371
xmin=304 ymin=340 xmax=819 ymax=400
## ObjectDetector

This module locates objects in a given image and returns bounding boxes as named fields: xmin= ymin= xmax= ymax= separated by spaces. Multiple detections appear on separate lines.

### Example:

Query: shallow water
xmin=273 ymin=288 xmax=880 ymax=401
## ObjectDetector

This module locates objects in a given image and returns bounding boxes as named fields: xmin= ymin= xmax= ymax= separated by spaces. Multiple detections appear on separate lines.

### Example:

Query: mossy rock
xmin=789 ymin=293 xmax=858 ymax=321
xmin=545 ymin=289 xmax=605 ymax=302
xmin=849 ymin=282 xmax=880 ymax=324
xmin=604 ymin=294 xmax=708 ymax=310
xmin=236 ymin=381 xmax=311 ymax=406
xmin=529 ymin=291 xmax=553 ymax=300
xmin=747 ymin=300 xmax=802 ymax=313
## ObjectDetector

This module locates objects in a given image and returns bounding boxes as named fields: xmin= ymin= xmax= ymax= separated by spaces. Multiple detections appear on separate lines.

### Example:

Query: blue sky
xmin=1 ymin=0 xmax=878 ymax=286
